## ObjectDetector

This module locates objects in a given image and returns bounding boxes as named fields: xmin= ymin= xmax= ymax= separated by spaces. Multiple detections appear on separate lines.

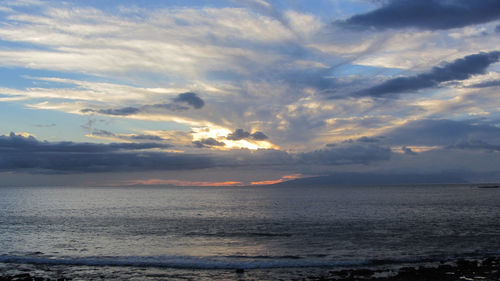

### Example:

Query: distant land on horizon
xmin=115 ymin=172 xmax=471 ymax=188
xmin=261 ymin=172 xmax=469 ymax=187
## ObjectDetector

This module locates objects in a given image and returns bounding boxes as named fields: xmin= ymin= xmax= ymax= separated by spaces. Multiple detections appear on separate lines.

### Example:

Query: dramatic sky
xmin=2 ymin=0 xmax=500 ymax=186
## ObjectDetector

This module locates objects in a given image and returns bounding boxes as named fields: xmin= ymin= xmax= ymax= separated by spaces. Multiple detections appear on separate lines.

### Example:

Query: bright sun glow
xmin=191 ymin=125 xmax=279 ymax=150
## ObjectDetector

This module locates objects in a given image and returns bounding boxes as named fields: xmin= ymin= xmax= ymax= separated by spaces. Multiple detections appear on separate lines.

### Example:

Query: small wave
xmin=184 ymin=231 xmax=292 ymax=237
xmin=2 ymin=253 xmax=496 ymax=270
xmin=0 ymin=254 xmax=367 ymax=269
xmin=224 ymin=255 xmax=303 ymax=260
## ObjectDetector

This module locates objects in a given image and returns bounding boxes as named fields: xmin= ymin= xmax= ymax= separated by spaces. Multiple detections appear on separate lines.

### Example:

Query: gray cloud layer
xmin=0 ymin=133 xmax=213 ymax=173
xmin=299 ymin=143 xmax=391 ymax=165
xmin=356 ymin=51 xmax=500 ymax=97
xmin=82 ymin=92 xmax=204 ymax=116
xmin=467 ymin=79 xmax=500 ymax=88
xmin=10 ymin=118 xmax=500 ymax=175
xmin=226 ymin=129 xmax=269 ymax=141
xmin=341 ymin=0 xmax=500 ymax=30
xmin=91 ymin=129 xmax=166 ymax=142
xmin=173 ymin=92 xmax=205 ymax=109
xmin=193 ymin=138 xmax=226 ymax=148
xmin=384 ymin=119 xmax=500 ymax=150
xmin=0 ymin=132 xmax=395 ymax=174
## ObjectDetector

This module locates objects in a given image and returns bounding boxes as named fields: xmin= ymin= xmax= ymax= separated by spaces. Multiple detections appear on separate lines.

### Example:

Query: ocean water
xmin=0 ymin=184 xmax=499 ymax=280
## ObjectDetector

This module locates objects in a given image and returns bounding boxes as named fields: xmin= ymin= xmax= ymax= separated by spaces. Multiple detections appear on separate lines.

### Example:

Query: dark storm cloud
xmin=193 ymin=138 xmax=226 ymax=148
xmin=496 ymin=25 xmax=500 ymax=33
xmin=384 ymin=119 xmax=500 ymax=148
xmin=0 ymin=133 xmax=213 ymax=173
xmin=340 ymin=0 xmax=500 ymax=30
xmin=226 ymin=129 xmax=269 ymax=141
xmin=81 ymin=92 xmax=204 ymax=116
xmin=299 ymin=143 xmax=391 ymax=165
xmin=356 ymin=51 xmax=500 ymax=97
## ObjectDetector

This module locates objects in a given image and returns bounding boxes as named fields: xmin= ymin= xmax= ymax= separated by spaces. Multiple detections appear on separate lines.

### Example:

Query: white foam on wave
xmin=0 ymin=254 xmax=368 ymax=269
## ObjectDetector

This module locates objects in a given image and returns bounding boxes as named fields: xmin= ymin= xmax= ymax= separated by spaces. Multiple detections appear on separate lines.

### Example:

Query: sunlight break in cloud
xmin=2 ymin=0 xmax=500 ymax=184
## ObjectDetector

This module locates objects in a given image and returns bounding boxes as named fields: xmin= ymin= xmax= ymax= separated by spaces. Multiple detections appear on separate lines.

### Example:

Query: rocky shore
xmin=0 ymin=257 xmax=499 ymax=280
xmin=307 ymin=257 xmax=500 ymax=281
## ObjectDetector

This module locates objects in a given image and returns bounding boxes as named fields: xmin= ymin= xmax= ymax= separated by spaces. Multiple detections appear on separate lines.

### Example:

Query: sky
xmin=1 ymin=0 xmax=500 ymax=186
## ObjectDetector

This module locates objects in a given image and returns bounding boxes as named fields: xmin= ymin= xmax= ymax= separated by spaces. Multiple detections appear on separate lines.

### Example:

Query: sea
xmin=0 ymin=184 xmax=499 ymax=280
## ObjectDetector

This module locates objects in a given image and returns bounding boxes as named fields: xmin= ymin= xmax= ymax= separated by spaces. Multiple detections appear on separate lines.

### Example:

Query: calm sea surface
xmin=0 ymin=184 xmax=499 ymax=280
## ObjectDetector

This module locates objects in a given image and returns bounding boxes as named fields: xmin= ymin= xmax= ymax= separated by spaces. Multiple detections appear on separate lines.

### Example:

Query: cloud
xmin=0 ymin=5 xmax=295 ymax=79
xmin=467 ymin=79 xmax=500 ymax=88
xmin=34 ymin=123 xmax=56 ymax=128
xmin=452 ymin=139 xmax=500 ymax=151
xmin=384 ymin=119 xmax=500 ymax=148
xmin=173 ymin=92 xmax=205 ymax=109
xmin=401 ymin=146 xmax=417 ymax=155
xmin=193 ymin=138 xmax=226 ymax=148
xmin=96 ymin=107 xmax=140 ymax=116
xmin=226 ymin=129 xmax=251 ymax=140
xmin=0 ymin=132 xmax=214 ymax=173
xmin=226 ymin=128 xmax=268 ymax=141
xmin=340 ymin=0 xmax=500 ymax=31
xmin=81 ymin=92 xmax=205 ymax=116
xmin=124 ymin=178 xmax=244 ymax=187
xmin=250 ymin=131 xmax=268 ymax=140
xmin=299 ymin=143 xmax=391 ymax=165
xmin=128 ymin=134 xmax=166 ymax=142
xmin=90 ymin=129 xmax=166 ymax=142
xmin=356 ymin=51 xmax=500 ymax=97
xmin=356 ymin=136 xmax=381 ymax=143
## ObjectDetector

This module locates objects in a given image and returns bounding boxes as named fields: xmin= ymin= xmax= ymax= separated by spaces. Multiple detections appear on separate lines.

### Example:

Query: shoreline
xmin=1 ymin=257 xmax=499 ymax=280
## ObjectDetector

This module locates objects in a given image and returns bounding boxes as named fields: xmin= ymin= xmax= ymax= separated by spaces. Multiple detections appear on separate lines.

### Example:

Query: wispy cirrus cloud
xmin=2 ymin=0 xmax=500 ymax=184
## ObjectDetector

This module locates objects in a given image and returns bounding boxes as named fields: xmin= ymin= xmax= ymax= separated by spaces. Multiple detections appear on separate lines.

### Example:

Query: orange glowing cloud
xmin=250 ymin=174 xmax=303 ymax=186
xmin=121 ymin=174 xmax=304 ymax=187
xmin=125 ymin=179 xmax=244 ymax=187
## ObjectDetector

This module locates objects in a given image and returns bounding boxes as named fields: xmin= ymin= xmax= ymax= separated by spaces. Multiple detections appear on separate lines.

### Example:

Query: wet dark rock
xmin=11 ymin=273 xmax=31 ymax=281
xmin=477 ymin=185 xmax=500 ymax=188
xmin=353 ymin=269 xmax=373 ymax=277
xmin=1 ymin=257 xmax=500 ymax=281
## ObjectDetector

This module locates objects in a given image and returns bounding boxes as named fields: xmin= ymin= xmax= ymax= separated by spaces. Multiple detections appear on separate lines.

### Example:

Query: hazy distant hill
xmin=269 ymin=172 xmax=468 ymax=187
